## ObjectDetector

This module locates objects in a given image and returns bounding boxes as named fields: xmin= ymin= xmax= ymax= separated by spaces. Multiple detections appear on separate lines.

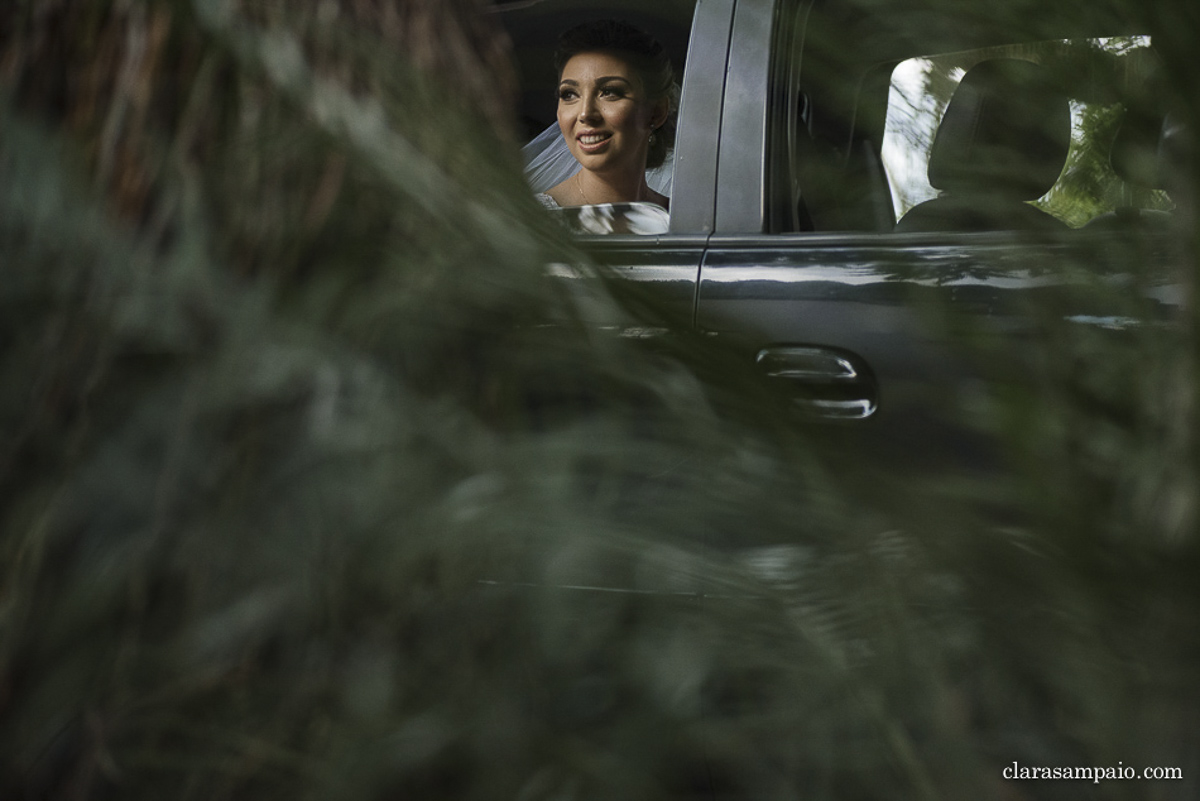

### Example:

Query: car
xmin=488 ymin=6 xmax=1190 ymax=796
xmin=496 ymin=0 xmax=1185 ymax=477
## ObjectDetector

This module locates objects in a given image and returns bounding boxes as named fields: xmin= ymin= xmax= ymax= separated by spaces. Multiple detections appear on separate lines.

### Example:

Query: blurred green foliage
xmin=1 ymin=1 xmax=1199 ymax=800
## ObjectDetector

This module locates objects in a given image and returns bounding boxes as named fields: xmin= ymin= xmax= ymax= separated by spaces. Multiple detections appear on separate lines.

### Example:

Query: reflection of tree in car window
xmin=881 ymin=58 xmax=965 ymax=218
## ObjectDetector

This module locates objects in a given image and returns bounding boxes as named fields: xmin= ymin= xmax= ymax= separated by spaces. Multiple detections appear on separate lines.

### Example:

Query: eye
xmin=599 ymin=86 xmax=627 ymax=99
xmin=557 ymin=88 xmax=578 ymax=102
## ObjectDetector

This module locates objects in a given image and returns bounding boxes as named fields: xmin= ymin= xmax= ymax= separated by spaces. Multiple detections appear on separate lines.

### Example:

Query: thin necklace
xmin=576 ymin=173 xmax=647 ymax=204
xmin=575 ymin=173 xmax=593 ymax=205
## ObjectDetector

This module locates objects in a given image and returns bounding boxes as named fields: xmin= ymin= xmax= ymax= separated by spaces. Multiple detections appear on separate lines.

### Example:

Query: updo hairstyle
xmin=554 ymin=20 xmax=677 ymax=170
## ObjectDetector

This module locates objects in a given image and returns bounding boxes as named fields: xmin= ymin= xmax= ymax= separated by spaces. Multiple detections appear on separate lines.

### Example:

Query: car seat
xmin=895 ymin=58 xmax=1071 ymax=233
xmin=1085 ymin=99 xmax=1175 ymax=231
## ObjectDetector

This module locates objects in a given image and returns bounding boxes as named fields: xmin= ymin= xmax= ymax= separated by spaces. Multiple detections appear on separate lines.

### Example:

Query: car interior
xmin=1083 ymin=70 xmax=1177 ymax=232
xmin=889 ymin=58 xmax=1073 ymax=234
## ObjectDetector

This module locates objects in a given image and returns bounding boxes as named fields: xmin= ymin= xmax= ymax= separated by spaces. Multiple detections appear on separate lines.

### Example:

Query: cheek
xmin=608 ymin=105 xmax=641 ymax=133
xmin=619 ymin=103 xmax=654 ymax=134
xmin=557 ymin=110 xmax=579 ymax=145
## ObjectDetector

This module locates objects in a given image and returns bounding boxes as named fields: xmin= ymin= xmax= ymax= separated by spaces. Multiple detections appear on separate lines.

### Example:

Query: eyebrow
xmin=558 ymin=76 xmax=634 ymax=87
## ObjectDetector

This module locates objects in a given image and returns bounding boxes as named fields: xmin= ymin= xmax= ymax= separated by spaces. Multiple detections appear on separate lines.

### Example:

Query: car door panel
xmin=694 ymin=235 xmax=1139 ymax=472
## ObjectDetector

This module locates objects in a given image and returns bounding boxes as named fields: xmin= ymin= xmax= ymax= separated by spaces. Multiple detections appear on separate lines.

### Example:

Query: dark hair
xmin=554 ymin=19 xmax=677 ymax=170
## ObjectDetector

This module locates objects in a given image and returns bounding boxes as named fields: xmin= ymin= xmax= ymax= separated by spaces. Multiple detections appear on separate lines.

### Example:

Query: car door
xmin=696 ymin=0 xmax=1181 ymax=477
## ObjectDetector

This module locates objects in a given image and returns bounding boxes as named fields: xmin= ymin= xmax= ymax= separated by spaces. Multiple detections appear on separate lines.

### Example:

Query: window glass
xmin=881 ymin=37 xmax=1172 ymax=228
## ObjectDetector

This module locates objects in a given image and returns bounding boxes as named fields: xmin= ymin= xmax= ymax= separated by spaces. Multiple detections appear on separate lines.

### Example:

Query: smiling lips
xmin=577 ymin=131 xmax=612 ymax=151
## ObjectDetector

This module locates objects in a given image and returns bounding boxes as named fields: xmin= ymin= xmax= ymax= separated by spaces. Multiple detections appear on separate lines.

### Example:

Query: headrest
xmin=927 ymin=59 xmax=1071 ymax=199
xmin=1110 ymin=109 xmax=1168 ymax=190
xmin=1108 ymin=69 xmax=1185 ymax=193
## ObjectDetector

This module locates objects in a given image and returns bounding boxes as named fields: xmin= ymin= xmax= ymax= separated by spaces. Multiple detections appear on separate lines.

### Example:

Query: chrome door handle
xmin=755 ymin=346 xmax=878 ymax=420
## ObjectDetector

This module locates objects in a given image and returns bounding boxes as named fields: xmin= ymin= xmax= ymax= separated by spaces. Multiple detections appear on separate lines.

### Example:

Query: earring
xmin=649 ymin=131 xmax=658 ymax=148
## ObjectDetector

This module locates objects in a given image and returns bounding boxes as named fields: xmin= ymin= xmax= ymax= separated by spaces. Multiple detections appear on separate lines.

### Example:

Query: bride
xmin=531 ymin=20 xmax=676 ymax=210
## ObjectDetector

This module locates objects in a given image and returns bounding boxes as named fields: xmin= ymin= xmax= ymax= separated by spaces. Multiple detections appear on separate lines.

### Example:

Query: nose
xmin=578 ymin=94 xmax=601 ymax=122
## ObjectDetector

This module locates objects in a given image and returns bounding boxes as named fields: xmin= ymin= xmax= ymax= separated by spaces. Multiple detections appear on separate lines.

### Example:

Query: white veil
xmin=521 ymin=122 xmax=675 ymax=197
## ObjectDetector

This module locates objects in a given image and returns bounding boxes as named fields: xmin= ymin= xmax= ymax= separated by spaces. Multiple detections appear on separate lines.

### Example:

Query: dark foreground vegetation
xmin=2 ymin=1 xmax=1199 ymax=799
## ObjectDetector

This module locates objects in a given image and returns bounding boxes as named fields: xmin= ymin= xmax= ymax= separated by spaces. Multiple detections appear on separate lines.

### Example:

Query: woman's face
xmin=557 ymin=51 xmax=665 ymax=179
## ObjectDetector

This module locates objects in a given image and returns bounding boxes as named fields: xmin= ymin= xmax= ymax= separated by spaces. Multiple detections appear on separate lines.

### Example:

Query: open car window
xmin=494 ymin=0 xmax=699 ymax=235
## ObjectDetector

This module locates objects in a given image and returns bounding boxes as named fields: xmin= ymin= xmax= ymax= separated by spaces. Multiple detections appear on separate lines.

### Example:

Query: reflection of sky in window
xmin=881 ymin=59 xmax=963 ymax=220
xmin=880 ymin=37 xmax=1153 ymax=222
